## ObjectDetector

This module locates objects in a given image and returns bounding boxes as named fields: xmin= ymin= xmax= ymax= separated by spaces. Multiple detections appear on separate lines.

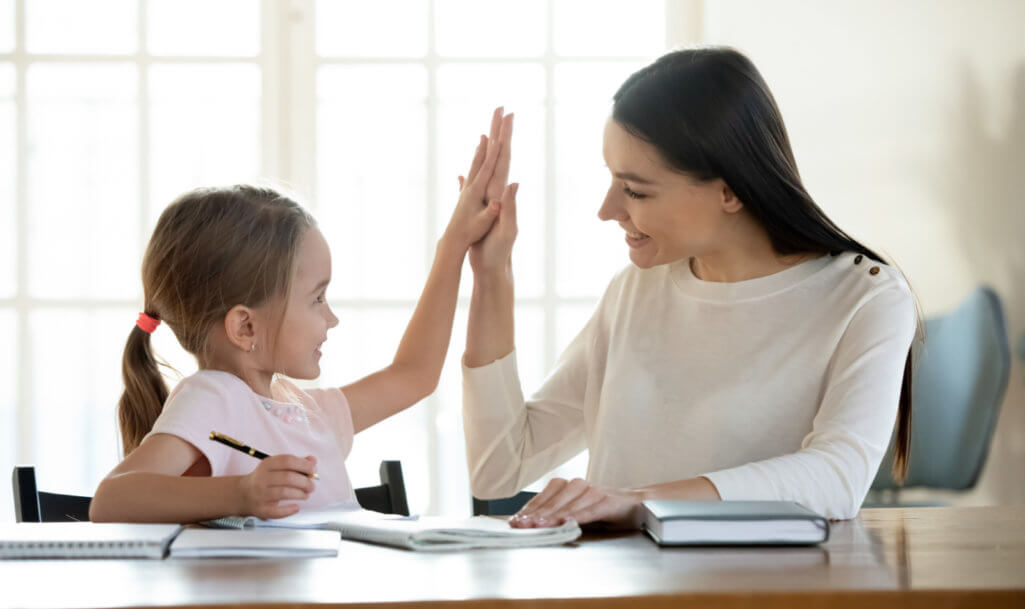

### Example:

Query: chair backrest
xmin=13 ymin=460 xmax=410 ymax=522
xmin=872 ymin=286 xmax=1011 ymax=491
xmin=13 ymin=466 xmax=92 ymax=522
xmin=472 ymin=491 xmax=536 ymax=516
xmin=353 ymin=460 xmax=410 ymax=516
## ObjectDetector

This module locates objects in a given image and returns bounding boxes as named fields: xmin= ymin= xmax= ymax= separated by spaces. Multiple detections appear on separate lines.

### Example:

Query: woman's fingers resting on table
xmin=509 ymin=477 xmax=645 ymax=529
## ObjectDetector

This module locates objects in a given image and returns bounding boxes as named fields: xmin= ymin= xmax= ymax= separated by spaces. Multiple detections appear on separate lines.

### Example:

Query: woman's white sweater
xmin=462 ymin=253 xmax=916 ymax=519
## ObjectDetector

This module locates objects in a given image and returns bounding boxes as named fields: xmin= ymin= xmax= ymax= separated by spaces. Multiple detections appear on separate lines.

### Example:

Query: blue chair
xmin=870 ymin=286 xmax=1010 ymax=499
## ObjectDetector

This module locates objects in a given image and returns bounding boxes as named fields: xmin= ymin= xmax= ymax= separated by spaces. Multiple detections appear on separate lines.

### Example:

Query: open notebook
xmin=206 ymin=502 xmax=581 ymax=552
xmin=170 ymin=527 xmax=340 ymax=558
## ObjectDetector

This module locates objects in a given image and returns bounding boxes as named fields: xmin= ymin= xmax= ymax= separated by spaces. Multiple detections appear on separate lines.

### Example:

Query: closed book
xmin=641 ymin=500 xmax=829 ymax=546
xmin=0 ymin=523 xmax=182 ymax=559
xmin=206 ymin=502 xmax=581 ymax=552
xmin=170 ymin=527 xmax=340 ymax=558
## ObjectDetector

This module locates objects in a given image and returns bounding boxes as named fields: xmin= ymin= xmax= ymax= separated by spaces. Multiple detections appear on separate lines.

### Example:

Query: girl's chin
xmin=285 ymin=365 xmax=320 ymax=381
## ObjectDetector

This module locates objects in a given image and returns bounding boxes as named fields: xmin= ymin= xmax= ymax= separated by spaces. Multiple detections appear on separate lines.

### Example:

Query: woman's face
xmin=599 ymin=118 xmax=737 ymax=269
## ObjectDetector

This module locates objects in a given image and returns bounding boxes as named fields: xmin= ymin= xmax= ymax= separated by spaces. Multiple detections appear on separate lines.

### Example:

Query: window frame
xmin=2 ymin=0 xmax=702 ymax=517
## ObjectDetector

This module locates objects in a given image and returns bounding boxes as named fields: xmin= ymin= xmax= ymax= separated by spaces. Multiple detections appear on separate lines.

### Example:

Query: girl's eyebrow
xmin=311 ymin=278 xmax=329 ymax=294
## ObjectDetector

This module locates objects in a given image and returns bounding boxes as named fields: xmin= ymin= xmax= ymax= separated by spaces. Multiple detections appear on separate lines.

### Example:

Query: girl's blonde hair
xmin=119 ymin=184 xmax=315 ymax=455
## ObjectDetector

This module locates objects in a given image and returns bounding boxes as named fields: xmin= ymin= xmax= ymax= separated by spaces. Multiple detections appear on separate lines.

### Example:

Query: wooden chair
xmin=12 ymin=460 xmax=409 ymax=522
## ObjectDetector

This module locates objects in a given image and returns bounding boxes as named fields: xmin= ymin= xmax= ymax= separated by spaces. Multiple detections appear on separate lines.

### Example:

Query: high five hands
xmin=454 ymin=107 xmax=517 ymax=272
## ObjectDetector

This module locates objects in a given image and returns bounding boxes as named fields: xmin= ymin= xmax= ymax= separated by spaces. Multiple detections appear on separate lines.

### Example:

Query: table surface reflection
xmin=3 ymin=506 xmax=1025 ymax=608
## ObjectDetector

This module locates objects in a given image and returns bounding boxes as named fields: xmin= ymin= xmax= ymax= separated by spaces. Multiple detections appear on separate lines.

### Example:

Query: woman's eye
xmin=623 ymin=185 xmax=647 ymax=200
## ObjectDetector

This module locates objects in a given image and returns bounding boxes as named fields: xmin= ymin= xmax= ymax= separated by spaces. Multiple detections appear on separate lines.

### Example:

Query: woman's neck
xmin=690 ymin=218 xmax=817 ymax=283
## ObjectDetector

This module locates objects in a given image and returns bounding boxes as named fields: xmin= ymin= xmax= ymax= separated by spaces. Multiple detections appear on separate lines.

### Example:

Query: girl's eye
xmin=315 ymin=294 xmax=326 ymax=304
xmin=623 ymin=185 xmax=647 ymax=200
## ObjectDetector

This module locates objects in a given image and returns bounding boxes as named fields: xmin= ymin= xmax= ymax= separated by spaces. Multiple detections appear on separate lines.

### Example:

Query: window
xmin=2 ymin=0 xmax=687 ymax=520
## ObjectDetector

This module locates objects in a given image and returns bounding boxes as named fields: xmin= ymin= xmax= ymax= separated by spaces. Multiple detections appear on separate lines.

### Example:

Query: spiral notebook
xmin=0 ymin=523 xmax=183 ymax=559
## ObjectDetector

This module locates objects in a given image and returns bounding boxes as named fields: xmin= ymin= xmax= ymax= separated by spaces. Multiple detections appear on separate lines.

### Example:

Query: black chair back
xmin=472 ymin=491 xmax=536 ymax=516
xmin=354 ymin=460 xmax=410 ymax=516
xmin=13 ymin=466 xmax=92 ymax=522
xmin=13 ymin=460 xmax=409 ymax=522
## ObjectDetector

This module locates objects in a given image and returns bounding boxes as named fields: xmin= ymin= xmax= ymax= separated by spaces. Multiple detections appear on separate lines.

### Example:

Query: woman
xmin=460 ymin=47 xmax=918 ymax=526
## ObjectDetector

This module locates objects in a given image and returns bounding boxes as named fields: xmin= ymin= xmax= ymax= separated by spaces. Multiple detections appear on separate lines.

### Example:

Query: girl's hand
xmin=508 ymin=477 xmax=646 ymax=529
xmin=443 ymin=107 xmax=514 ymax=252
xmin=238 ymin=455 xmax=318 ymax=519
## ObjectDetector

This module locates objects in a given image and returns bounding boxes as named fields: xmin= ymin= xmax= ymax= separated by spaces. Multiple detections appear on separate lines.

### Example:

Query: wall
xmin=695 ymin=0 xmax=1025 ymax=504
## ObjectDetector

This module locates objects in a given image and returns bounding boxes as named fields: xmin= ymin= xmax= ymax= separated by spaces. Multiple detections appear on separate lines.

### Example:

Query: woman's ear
xmin=224 ymin=305 xmax=258 ymax=352
xmin=720 ymin=182 xmax=744 ymax=214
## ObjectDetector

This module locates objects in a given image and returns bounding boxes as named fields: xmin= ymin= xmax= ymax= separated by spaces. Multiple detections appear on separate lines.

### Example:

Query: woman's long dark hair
xmin=613 ymin=47 xmax=915 ymax=483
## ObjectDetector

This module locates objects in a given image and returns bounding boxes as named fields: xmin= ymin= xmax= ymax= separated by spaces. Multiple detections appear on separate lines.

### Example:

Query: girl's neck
xmin=201 ymin=328 xmax=276 ymax=399
xmin=209 ymin=365 xmax=275 ymax=399
xmin=200 ymin=351 xmax=275 ymax=399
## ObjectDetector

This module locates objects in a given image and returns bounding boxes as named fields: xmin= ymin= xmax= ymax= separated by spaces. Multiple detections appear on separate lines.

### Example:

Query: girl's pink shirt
xmin=144 ymin=369 xmax=356 ymax=508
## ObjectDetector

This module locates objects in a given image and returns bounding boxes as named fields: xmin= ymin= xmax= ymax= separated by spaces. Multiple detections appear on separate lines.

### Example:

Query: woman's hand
xmin=237 ymin=455 xmax=317 ymax=519
xmin=508 ymin=477 xmax=647 ymax=529
xmin=457 ymin=108 xmax=517 ymax=274
xmin=442 ymin=107 xmax=514 ymax=253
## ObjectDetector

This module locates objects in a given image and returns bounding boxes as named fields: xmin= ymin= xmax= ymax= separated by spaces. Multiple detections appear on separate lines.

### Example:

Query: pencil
xmin=209 ymin=431 xmax=320 ymax=480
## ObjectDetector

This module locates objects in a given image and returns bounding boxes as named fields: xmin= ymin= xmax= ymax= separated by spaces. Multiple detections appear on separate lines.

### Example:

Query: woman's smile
xmin=625 ymin=232 xmax=651 ymax=248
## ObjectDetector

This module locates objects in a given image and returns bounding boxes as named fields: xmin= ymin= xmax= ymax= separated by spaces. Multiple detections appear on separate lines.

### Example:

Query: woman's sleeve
xmin=462 ymin=281 xmax=616 ymax=500
xmin=701 ymin=284 xmax=917 ymax=519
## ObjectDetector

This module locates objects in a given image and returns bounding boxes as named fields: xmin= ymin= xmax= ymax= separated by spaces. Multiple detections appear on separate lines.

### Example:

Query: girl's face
xmin=598 ymin=118 xmax=737 ymax=269
xmin=275 ymin=227 xmax=339 ymax=379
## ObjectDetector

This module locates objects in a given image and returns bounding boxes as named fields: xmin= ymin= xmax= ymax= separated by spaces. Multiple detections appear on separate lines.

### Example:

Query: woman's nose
xmin=597 ymin=188 xmax=625 ymax=222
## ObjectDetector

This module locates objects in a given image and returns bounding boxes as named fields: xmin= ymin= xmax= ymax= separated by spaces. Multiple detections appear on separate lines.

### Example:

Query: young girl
xmin=90 ymin=110 xmax=515 ymax=523
xmin=461 ymin=47 xmax=919 ymax=526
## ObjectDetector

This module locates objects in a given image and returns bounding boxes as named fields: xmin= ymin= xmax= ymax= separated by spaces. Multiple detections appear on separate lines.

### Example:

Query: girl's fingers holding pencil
xmin=260 ymin=503 xmax=301 ymax=520
xmin=261 ymin=469 xmax=316 ymax=493
xmin=269 ymin=486 xmax=311 ymax=502
xmin=240 ymin=456 xmax=317 ymax=518
xmin=265 ymin=454 xmax=318 ymax=478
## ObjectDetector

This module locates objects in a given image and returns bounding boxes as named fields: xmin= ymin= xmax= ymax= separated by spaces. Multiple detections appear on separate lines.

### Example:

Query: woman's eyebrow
xmin=614 ymin=171 xmax=656 ymax=185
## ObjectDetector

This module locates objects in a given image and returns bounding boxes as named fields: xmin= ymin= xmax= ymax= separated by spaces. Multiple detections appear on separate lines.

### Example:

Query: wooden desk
xmin=3 ymin=507 xmax=1024 ymax=608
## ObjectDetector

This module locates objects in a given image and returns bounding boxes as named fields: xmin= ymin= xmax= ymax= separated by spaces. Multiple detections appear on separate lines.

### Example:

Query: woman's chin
xmin=628 ymin=248 xmax=659 ymax=269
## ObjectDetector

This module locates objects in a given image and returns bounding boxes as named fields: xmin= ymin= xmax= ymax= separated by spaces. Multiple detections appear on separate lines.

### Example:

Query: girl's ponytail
xmin=118 ymin=313 xmax=168 ymax=456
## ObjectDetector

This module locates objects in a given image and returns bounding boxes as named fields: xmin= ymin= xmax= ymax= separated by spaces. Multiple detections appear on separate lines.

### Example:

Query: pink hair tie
xmin=136 ymin=312 xmax=160 ymax=334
